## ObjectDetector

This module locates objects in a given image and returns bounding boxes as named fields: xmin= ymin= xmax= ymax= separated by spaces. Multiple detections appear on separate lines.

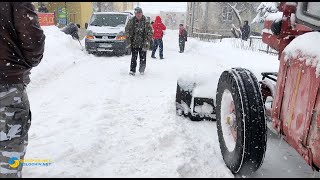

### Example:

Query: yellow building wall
xmin=47 ymin=2 xmax=92 ymax=28
xmin=66 ymin=2 xmax=81 ymax=26
xmin=43 ymin=2 xmax=133 ymax=28
xmin=80 ymin=2 xmax=93 ymax=28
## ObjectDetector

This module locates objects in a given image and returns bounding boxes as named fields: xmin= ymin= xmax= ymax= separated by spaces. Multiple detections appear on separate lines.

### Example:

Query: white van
xmin=85 ymin=12 xmax=133 ymax=56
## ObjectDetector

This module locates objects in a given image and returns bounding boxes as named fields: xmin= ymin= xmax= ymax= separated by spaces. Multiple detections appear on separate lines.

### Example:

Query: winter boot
xmin=129 ymin=71 xmax=135 ymax=76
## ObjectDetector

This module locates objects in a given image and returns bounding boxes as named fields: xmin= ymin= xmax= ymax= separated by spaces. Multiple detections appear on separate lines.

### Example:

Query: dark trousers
xmin=179 ymin=38 xmax=185 ymax=52
xmin=151 ymin=39 xmax=163 ymax=58
xmin=149 ymin=39 xmax=153 ymax=50
xmin=130 ymin=48 xmax=147 ymax=73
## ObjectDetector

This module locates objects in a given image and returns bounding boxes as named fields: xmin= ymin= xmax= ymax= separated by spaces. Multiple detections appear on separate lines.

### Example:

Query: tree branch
xmin=227 ymin=3 xmax=242 ymax=26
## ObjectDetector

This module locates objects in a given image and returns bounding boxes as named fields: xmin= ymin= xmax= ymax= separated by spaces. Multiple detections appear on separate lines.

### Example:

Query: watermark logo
xmin=8 ymin=157 xmax=53 ymax=168
xmin=8 ymin=157 xmax=20 ymax=168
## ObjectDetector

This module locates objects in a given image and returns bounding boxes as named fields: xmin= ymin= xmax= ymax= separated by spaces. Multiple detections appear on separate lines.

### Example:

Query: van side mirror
xmin=85 ymin=23 xmax=88 ymax=29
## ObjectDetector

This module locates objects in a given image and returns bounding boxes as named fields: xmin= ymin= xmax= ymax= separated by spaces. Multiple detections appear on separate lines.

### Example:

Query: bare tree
xmin=227 ymin=2 xmax=247 ymax=38
xmin=93 ymin=2 xmax=114 ymax=12
xmin=226 ymin=2 xmax=258 ymax=38
xmin=97 ymin=2 xmax=101 ymax=12
xmin=251 ymin=2 xmax=279 ymax=24
xmin=103 ymin=2 xmax=114 ymax=12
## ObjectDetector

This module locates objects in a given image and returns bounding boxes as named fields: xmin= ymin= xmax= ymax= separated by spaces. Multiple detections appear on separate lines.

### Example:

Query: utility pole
xmin=191 ymin=2 xmax=195 ymax=36
xmin=97 ymin=2 xmax=101 ymax=12
xmin=65 ymin=2 xmax=67 ymax=25
xmin=204 ymin=2 xmax=209 ymax=33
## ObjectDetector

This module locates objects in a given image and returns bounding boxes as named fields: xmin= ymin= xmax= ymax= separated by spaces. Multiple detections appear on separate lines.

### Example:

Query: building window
xmin=222 ymin=6 xmax=233 ymax=21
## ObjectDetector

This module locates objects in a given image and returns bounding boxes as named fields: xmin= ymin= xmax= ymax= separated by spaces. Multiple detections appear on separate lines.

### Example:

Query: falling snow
xmin=18 ymin=25 xmax=318 ymax=178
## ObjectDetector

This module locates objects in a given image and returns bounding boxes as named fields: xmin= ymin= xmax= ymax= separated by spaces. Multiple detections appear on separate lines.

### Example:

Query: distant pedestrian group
xmin=125 ymin=7 xmax=189 ymax=76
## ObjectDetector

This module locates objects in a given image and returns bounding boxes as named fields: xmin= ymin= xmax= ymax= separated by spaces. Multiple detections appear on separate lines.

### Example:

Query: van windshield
xmin=90 ymin=14 xmax=128 ymax=27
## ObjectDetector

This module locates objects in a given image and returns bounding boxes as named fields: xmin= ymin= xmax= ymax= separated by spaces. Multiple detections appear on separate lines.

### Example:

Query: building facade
xmin=113 ymin=2 xmax=135 ymax=12
xmin=159 ymin=11 xmax=186 ymax=30
xmin=92 ymin=2 xmax=135 ymax=12
xmin=186 ymin=2 xmax=261 ymax=37
xmin=33 ymin=2 xmax=93 ymax=28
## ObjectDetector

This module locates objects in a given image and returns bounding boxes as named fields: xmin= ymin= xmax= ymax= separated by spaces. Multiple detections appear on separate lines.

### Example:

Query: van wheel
xmin=216 ymin=68 xmax=267 ymax=175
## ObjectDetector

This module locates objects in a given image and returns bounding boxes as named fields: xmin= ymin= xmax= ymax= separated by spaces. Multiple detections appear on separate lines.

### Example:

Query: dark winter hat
xmin=134 ymin=7 xmax=143 ymax=13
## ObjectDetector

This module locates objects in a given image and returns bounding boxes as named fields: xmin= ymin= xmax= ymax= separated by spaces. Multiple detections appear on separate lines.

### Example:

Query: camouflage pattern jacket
xmin=125 ymin=15 xmax=153 ymax=50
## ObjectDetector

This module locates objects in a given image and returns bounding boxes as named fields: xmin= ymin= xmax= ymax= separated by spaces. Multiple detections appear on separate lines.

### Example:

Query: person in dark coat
xmin=179 ymin=24 xmax=188 ymax=53
xmin=61 ymin=22 xmax=80 ymax=40
xmin=0 ymin=2 xmax=45 ymax=178
xmin=151 ymin=16 xmax=166 ymax=59
xmin=240 ymin=20 xmax=250 ymax=41
xmin=125 ymin=7 xmax=153 ymax=76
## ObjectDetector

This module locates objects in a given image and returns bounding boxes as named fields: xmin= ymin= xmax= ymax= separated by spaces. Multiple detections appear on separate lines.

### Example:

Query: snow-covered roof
xmin=284 ymin=31 xmax=320 ymax=77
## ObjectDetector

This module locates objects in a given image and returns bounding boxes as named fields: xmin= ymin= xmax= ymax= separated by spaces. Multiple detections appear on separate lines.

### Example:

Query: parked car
xmin=85 ymin=12 xmax=133 ymax=56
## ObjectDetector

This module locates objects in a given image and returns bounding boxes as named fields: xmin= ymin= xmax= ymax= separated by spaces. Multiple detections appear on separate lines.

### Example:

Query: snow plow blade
xmin=175 ymin=78 xmax=216 ymax=121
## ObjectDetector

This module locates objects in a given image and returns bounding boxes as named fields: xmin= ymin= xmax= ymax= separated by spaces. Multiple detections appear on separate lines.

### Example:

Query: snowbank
xmin=28 ymin=26 xmax=85 ymax=90
xmin=284 ymin=31 xmax=320 ymax=77
xmin=23 ymin=28 xmax=287 ymax=178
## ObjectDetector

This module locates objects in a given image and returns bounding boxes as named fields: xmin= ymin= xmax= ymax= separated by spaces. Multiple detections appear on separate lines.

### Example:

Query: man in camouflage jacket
xmin=0 ymin=2 xmax=45 ymax=178
xmin=125 ymin=7 xmax=153 ymax=76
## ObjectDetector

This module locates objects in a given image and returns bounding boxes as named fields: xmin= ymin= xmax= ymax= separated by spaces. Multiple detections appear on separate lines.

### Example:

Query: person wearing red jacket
xmin=151 ymin=16 xmax=166 ymax=59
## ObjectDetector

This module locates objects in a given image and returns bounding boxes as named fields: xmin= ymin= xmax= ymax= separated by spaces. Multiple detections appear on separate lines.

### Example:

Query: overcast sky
xmin=139 ymin=2 xmax=187 ymax=14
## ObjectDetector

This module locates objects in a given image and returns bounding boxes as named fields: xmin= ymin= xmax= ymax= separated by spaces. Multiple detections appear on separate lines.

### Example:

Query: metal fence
xmin=192 ymin=32 xmax=223 ymax=42
xmin=248 ymin=36 xmax=278 ymax=55
xmin=185 ymin=24 xmax=278 ymax=56
xmin=230 ymin=36 xmax=278 ymax=56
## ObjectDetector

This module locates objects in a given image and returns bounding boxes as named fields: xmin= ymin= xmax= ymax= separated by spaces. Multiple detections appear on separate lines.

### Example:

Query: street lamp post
xmin=191 ymin=2 xmax=195 ymax=36
xmin=65 ymin=2 xmax=67 ymax=25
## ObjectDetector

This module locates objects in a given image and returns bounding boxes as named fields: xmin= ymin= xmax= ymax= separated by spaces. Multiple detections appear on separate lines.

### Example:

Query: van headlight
xmin=86 ymin=30 xmax=94 ymax=40
xmin=116 ymin=35 xmax=126 ymax=40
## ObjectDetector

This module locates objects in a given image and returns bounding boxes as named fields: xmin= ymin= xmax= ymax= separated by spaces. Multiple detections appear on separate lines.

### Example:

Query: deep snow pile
xmin=28 ymin=26 xmax=84 ymax=91
xmin=22 ymin=27 xmax=316 ymax=178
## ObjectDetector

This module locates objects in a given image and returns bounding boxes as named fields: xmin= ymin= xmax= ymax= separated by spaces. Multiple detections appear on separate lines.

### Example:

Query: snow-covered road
xmin=22 ymin=27 xmax=316 ymax=178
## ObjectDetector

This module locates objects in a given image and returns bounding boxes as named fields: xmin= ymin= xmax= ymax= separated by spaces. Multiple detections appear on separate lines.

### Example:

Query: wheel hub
xmin=221 ymin=89 xmax=237 ymax=152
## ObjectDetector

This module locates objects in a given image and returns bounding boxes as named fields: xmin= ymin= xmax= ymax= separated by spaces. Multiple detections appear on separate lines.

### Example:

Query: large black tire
xmin=216 ymin=68 xmax=267 ymax=175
